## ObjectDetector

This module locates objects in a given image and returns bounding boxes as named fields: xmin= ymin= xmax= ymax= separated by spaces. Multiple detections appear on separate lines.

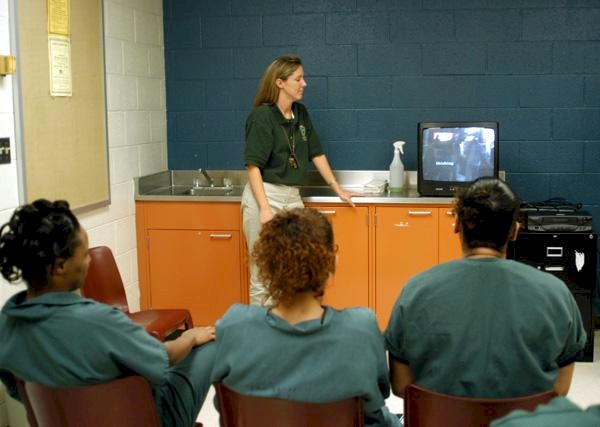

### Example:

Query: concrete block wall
xmin=80 ymin=0 xmax=167 ymax=312
xmin=163 ymin=0 xmax=600 ymax=233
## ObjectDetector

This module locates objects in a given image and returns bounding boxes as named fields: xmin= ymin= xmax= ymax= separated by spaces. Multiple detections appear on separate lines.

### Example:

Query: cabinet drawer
xmin=509 ymin=232 xmax=597 ymax=291
xmin=138 ymin=201 xmax=240 ymax=230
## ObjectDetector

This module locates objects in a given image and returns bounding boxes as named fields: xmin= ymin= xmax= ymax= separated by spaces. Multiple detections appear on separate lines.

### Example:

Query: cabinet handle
xmin=408 ymin=211 xmax=432 ymax=216
xmin=546 ymin=247 xmax=563 ymax=257
xmin=318 ymin=210 xmax=336 ymax=215
xmin=209 ymin=233 xmax=232 ymax=239
xmin=446 ymin=211 xmax=454 ymax=216
xmin=544 ymin=266 xmax=564 ymax=272
xmin=393 ymin=222 xmax=409 ymax=228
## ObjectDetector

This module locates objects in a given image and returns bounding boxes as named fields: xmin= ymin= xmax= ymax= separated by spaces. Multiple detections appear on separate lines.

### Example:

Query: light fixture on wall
xmin=0 ymin=55 xmax=17 ymax=76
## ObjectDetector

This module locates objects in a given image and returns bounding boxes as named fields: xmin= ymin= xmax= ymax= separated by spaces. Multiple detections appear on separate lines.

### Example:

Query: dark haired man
xmin=385 ymin=178 xmax=586 ymax=399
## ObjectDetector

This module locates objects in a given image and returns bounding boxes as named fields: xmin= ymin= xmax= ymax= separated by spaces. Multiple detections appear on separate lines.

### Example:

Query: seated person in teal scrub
xmin=491 ymin=397 xmax=600 ymax=427
xmin=385 ymin=177 xmax=586 ymax=399
xmin=211 ymin=208 xmax=400 ymax=427
xmin=0 ymin=199 xmax=216 ymax=427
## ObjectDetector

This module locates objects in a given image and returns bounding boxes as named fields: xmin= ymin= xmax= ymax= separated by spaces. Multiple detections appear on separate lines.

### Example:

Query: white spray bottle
xmin=389 ymin=140 xmax=406 ymax=192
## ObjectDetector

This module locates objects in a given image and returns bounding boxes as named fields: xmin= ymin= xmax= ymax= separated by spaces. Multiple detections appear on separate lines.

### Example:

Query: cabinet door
xmin=438 ymin=207 xmax=462 ymax=263
xmin=147 ymin=229 xmax=242 ymax=325
xmin=312 ymin=206 xmax=370 ymax=309
xmin=375 ymin=207 xmax=438 ymax=329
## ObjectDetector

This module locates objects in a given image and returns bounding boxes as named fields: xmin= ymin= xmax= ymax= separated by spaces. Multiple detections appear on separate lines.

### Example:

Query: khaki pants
xmin=241 ymin=182 xmax=304 ymax=306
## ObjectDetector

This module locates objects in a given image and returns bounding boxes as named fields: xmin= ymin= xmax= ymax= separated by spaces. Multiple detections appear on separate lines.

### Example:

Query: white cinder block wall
xmin=1 ymin=0 xmax=166 ymax=422
xmin=79 ymin=0 xmax=167 ymax=312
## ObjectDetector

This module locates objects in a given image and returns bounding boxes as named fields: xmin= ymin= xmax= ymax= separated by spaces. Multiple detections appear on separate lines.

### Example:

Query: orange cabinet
xmin=306 ymin=205 xmax=370 ymax=309
xmin=147 ymin=229 xmax=241 ymax=326
xmin=136 ymin=201 xmax=245 ymax=325
xmin=438 ymin=207 xmax=462 ymax=263
xmin=375 ymin=207 xmax=439 ymax=329
xmin=135 ymin=200 xmax=459 ymax=329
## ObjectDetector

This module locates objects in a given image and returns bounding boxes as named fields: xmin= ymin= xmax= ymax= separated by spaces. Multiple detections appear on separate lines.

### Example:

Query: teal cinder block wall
xmin=163 ymin=0 xmax=600 ymax=228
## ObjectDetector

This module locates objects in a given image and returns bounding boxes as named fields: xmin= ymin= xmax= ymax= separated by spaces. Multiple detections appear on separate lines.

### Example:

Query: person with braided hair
xmin=385 ymin=177 xmax=586 ymax=399
xmin=0 ymin=199 xmax=216 ymax=427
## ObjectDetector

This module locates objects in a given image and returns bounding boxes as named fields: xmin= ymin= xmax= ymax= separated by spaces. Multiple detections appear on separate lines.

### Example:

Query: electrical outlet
xmin=0 ymin=138 xmax=10 ymax=164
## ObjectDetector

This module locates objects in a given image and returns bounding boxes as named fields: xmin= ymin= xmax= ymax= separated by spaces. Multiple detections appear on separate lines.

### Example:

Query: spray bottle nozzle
xmin=393 ymin=140 xmax=406 ymax=155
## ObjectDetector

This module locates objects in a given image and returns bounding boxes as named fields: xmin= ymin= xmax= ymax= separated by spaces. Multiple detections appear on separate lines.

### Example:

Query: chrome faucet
xmin=198 ymin=168 xmax=215 ymax=187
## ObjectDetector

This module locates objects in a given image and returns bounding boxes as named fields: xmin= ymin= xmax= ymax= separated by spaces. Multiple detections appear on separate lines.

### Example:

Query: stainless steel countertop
xmin=134 ymin=170 xmax=456 ymax=204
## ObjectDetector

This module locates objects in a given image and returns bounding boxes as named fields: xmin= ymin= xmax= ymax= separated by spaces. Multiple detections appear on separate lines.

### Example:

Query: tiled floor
xmin=197 ymin=331 xmax=600 ymax=426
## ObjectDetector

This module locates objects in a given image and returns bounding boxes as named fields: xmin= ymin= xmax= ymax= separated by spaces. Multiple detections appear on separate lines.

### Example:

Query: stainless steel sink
xmin=182 ymin=186 xmax=235 ymax=196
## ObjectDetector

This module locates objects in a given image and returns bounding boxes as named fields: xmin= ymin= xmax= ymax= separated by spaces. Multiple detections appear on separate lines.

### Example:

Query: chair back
xmin=404 ymin=384 xmax=556 ymax=427
xmin=21 ymin=376 xmax=160 ymax=427
xmin=82 ymin=245 xmax=193 ymax=341
xmin=81 ymin=246 xmax=130 ymax=313
xmin=216 ymin=382 xmax=364 ymax=427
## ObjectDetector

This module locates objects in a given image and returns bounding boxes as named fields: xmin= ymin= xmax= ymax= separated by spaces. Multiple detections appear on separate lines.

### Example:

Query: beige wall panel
xmin=18 ymin=0 xmax=109 ymax=210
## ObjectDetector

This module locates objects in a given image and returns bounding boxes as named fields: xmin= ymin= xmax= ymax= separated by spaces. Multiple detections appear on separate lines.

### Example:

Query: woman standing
xmin=211 ymin=208 xmax=400 ymax=427
xmin=243 ymin=54 xmax=357 ymax=305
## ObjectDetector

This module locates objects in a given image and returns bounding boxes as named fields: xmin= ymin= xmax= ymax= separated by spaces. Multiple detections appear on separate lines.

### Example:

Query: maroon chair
xmin=16 ymin=376 xmax=160 ymax=427
xmin=404 ymin=384 xmax=556 ymax=427
xmin=82 ymin=245 xmax=193 ymax=341
xmin=215 ymin=382 xmax=364 ymax=427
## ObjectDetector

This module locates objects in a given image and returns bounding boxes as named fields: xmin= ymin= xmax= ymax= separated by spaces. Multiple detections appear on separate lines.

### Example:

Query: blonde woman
xmin=242 ymin=54 xmax=358 ymax=305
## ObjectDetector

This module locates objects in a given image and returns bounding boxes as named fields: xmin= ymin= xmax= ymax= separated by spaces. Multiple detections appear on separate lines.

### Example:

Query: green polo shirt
xmin=245 ymin=103 xmax=324 ymax=186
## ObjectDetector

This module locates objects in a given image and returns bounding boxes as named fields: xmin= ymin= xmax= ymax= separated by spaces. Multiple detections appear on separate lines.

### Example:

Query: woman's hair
xmin=253 ymin=208 xmax=335 ymax=305
xmin=252 ymin=54 xmax=303 ymax=108
xmin=454 ymin=177 xmax=520 ymax=251
xmin=0 ymin=199 xmax=81 ymax=288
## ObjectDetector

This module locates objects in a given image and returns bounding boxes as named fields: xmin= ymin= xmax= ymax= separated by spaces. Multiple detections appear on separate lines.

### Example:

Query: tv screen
xmin=418 ymin=121 xmax=499 ymax=197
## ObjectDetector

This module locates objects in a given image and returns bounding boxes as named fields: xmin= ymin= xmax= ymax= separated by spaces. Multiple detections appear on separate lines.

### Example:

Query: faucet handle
xmin=198 ymin=168 xmax=215 ymax=187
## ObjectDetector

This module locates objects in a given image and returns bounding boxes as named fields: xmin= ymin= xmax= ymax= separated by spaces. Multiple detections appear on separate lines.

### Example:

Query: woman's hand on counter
xmin=313 ymin=154 xmax=361 ymax=207
xmin=331 ymin=182 xmax=362 ymax=207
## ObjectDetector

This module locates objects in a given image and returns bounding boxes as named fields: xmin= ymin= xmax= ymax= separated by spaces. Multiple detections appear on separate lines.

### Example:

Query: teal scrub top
xmin=385 ymin=258 xmax=587 ymax=398
xmin=211 ymin=304 xmax=400 ymax=427
xmin=0 ymin=291 xmax=215 ymax=427
xmin=491 ymin=397 xmax=600 ymax=427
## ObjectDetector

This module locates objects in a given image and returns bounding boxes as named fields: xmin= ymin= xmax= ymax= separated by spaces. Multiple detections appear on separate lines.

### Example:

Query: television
xmin=417 ymin=121 xmax=499 ymax=197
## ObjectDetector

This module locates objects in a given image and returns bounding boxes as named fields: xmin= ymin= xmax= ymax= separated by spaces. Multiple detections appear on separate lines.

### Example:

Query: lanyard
xmin=280 ymin=124 xmax=298 ymax=169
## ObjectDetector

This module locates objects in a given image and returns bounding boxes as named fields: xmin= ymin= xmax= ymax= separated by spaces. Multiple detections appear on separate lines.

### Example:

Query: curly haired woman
xmin=211 ymin=208 xmax=399 ymax=427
